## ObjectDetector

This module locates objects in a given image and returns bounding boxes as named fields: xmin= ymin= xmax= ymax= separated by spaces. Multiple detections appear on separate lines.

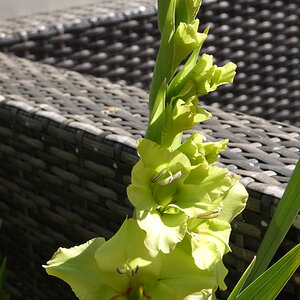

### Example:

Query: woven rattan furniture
xmin=0 ymin=52 xmax=299 ymax=299
xmin=0 ymin=0 xmax=299 ymax=126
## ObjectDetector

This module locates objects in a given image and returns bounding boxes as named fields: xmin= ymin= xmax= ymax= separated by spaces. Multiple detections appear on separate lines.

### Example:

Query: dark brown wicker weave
xmin=0 ymin=0 xmax=299 ymax=126
xmin=0 ymin=52 xmax=299 ymax=300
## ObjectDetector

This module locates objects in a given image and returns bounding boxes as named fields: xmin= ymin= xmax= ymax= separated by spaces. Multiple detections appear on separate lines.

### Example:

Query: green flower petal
xmin=189 ymin=218 xmax=231 ymax=270
xmin=211 ymin=62 xmax=237 ymax=87
xmin=127 ymin=163 xmax=160 ymax=211
xmin=178 ymin=132 xmax=206 ymax=164
xmin=212 ymin=260 xmax=228 ymax=291
xmin=184 ymin=289 xmax=214 ymax=300
xmin=171 ymin=184 xmax=218 ymax=217
xmin=191 ymin=56 xmax=237 ymax=97
xmin=162 ymin=97 xmax=211 ymax=148
xmin=168 ymin=53 xmax=236 ymax=102
xmin=95 ymin=219 xmax=159 ymax=278
xmin=173 ymin=20 xmax=207 ymax=70
xmin=157 ymin=237 xmax=218 ymax=298
xmin=167 ymin=27 xmax=209 ymax=102
xmin=170 ymin=164 xmax=236 ymax=218
xmin=218 ymin=180 xmax=248 ymax=223
xmin=128 ymin=139 xmax=192 ymax=210
xmin=184 ymin=163 xmax=229 ymax=186
xmin=136 ymin=139 xmax=191 ymax=177
xmin=137 ymin=209 xmax=188 ymax=254
xmin=180 ymin=133 xmax=228 ymax=165
xmin=45 ymin=238 xmax=119 ymax=300
xmin=147 ymin=281 xmax=180 ymax=300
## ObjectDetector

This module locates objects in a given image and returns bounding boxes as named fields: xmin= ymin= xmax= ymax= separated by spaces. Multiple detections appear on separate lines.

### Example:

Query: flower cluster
xmin=127 ymin=137 xmax=247 ymax=290
xmin=45 ymin=1 xmax=248 ymax=299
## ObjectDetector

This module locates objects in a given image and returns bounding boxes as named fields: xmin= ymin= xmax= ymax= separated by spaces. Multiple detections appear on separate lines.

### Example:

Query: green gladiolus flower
xmin=185 ymin=181 xmax=248 ymax=289
xmin=179 ymin=133 xmax=228 ymax=165
xmin=167 ymin=53 xmax=237 ymax=102
xmin=45 ymin=0 xmax=251 ymax=298
xmin=173 ymin=20 xmax=207 ymax=73
xmin=45 ymin=219 xmax=219 ymax=300
xmin=127 ymin=138 xmax=244 ymax=255
xmin=127 ymin=138 xmax=192 ymax=211
xmin=162 ymin=96 xmax=212 ymax=148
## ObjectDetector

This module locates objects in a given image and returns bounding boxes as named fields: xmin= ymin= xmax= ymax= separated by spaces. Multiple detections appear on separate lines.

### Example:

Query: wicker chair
xmin=0 ymin=52 xmax=299 ymax=299
xmin=0 ymin=0 xmax=299 ymax=125
xmin=0 ymin=1 xmax=299 ymax=299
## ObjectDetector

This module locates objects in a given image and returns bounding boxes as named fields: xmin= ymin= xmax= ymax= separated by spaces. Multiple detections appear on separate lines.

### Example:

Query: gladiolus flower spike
xmin=45 ymin=1 xmax=248 ymax=299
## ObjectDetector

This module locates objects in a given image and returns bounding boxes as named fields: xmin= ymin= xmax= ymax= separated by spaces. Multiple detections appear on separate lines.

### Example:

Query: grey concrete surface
xmin=0 ymin=0 xmax=95 ymax=19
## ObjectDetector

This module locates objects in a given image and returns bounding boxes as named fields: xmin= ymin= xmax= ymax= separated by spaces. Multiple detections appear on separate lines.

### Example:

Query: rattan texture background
xmin=0 ymin=0 xmax=299 ymax=126
xmin=0 ymin=53 xmax=299 ymax=299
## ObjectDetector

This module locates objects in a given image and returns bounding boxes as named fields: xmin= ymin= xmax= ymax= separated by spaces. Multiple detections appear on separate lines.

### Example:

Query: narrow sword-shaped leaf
xmin=244 ymin=159 xmax=300 ymax=286
xmin=0 ymin=258 xmax=9 ymax=300
xmin=227 ymin=257 xmax=256 ymax=300
xmin=236 ymin=244 xmax=300 ymax=300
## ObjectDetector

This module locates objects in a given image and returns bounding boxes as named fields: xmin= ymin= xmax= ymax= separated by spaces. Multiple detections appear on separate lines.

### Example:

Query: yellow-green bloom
xmin=167 ymin=53 xmax=237 ymax=103
xmin=45 ymin=219 xmax=219 ymax=300
xmin=178 ymin=133 xmax=228 ymax=165
xmin=127 ymin=138 xmax=243 ymax=256
xmin=173 ymin=19 xmax=207 ymax=72
xmin=186 ymin=181 xmax=248 ymax=289
xmin=162 ymin=96 xmax=212 ymax=149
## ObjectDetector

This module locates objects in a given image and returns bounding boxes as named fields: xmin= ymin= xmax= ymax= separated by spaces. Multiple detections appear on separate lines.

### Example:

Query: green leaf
xmin=0 ymin=258 xmax=9 ymax=300
xmin=0 ymin=258 xmax=6 ymax=291
xmin=236 ymin=244 xmax=300 ymax=300
xmin=227 ymin=257 xmax=256 ymax=300
xmin=0 ymin=220 xmax=9 ymax=300
xmin=244 ymin=159 xmax=300 ymax=286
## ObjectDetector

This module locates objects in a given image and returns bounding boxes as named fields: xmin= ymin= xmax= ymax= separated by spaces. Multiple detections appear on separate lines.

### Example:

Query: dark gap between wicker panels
xmin=0 ymin=53 xmax=299 ymax=299
xmin=0 ymin=0 xmax=299 ymax=126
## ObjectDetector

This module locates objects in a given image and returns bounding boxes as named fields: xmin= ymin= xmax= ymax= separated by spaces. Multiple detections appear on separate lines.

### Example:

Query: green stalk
xmin=148 ymin=0 xmax=176 ymax=115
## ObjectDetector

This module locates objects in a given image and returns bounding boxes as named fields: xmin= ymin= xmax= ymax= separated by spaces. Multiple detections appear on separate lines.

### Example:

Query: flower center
xmin=116 ymin=265 xmax=139 ymax=277
xmin=113 ymin=264 xmax=152 ymax=299
xmin=152 ymin=168 xmax=182 ymax=186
